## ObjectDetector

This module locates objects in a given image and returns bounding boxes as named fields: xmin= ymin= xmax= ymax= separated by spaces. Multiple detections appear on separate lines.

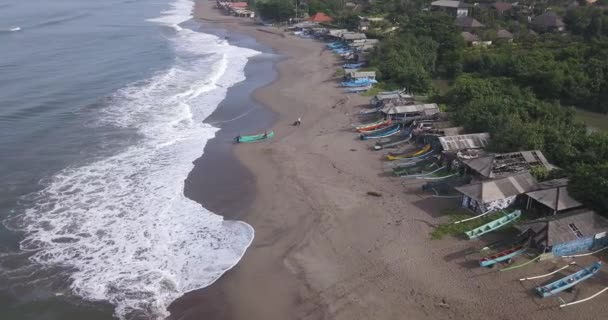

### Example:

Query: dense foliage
xmin=255 ymin=0 xmax=295 ymax=21
xmin=460 ymin=39 xmax=608 ymax=113
xmin=256 ymin=0 xmax=608 ymax=214
xmin=368 ymin=13 xmax=463 ymax=93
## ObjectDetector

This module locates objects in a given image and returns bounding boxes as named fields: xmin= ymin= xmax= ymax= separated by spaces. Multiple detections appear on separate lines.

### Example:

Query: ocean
xmin=0 ymin=0 xmax=258 ymax=318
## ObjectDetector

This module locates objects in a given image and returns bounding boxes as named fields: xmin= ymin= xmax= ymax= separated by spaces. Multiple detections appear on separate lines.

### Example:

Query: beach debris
xmin=367 ymin=191 xmax=382 ymax=197
xmin=438 ymin=298 xmax=450 ymax=309
xmin=350 ymin=148 xmax=357 ymax=151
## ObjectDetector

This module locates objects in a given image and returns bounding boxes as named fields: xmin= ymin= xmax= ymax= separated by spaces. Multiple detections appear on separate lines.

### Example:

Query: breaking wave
xmin=14 ymin=0 xmax=259 ymax=318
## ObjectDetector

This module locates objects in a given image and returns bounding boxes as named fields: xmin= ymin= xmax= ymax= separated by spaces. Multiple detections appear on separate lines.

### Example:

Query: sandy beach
xmin=169 ymin=1 xmax=608 ymax=319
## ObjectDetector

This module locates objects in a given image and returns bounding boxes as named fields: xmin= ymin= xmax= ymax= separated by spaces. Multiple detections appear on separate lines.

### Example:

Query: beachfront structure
xmin=349 ymin=39 xmax=380 ymax=50
xmin=496 ymin=29 xmax=514 ymax=42
xmin=380 ymin=103 xmax=440 ymax=119
xmin=341 ymin=32 xmax=367 ymax=42
xmin=216 ymin=1 xmax=254 ymax=18
xmin=431 ymin=0 xmax=470 ymax=17
xmin=461 ymin=31 xmax=482 ymax=46
xmin=371 ymin=92 xmax=414 ymax=107
xmin=327 ymin=29 xmax=348 ymax=41
xmin=309 ymin=12 xmax=333 ymax=23
xmin=347 ymin=71 xmax=376 ymax=81
xmin=460 ymin=150 xmax=554 ymax=179
xmin=524 ymin=178 xmax=584 ymax=216
xmin=516 ymin=209 xmax=608 ymax=257
xmin=531 ymin=12 xmax=565 ymax=33
xmin=492 ymin=2 xmax=513 ymax=15
xmin=454 ymin=16 xmax=484 ymax=31
xmin=455 ymin=172 xmax=538 ymax=213
xmin=438 ymin=132 xmax=490 ymax=153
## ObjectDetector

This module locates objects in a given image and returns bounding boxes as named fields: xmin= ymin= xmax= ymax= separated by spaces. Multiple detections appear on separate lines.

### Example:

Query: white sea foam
xmin=17 ymin=0 xmax=259 ymax=318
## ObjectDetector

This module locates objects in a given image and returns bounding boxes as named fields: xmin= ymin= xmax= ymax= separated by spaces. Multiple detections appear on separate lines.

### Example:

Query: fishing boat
xmin=359 ymin=107 xmax=381 ymax=115
xmin=343 ymin=63 xmax=364 ymax=69
xmin=341 ymin=78 xmax=378 ymax=87
xmin=354 ymin=118 xmax=388 ymax=131
xmin=345 ymin=85 xmax=372 ymax=93
xmin=360 ymin=124 xmax=400 ymax=140
xmin=373 ymin=131 xmax=412 ymax=150
xmin=357 ymin=120 xmax=392 ymax=133
xmin=393 ymin=161 xmax=439 ymax=177
xmin=536 ymin=261 xmax=602 ymax=298
xmin=465 ymin=210 xmax=522 ymax=240
xmin=386 ymin=144 xmax=432 ymax=161
xmin=479 ymin=243 xmax=528 ymax=268
xmin=235 ymin=131 xmax=274 ymax=143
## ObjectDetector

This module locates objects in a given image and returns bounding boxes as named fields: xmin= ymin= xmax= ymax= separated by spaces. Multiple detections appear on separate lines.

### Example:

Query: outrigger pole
xmin=560 ymin=287 xmax=608 ymax=308
xmin=519 ymin=262 xmax=576 ymax=281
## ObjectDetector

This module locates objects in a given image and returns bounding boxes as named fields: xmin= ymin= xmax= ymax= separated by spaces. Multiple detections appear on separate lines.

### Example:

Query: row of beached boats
xmin=352 ymin=94 xmax=606 ymax=304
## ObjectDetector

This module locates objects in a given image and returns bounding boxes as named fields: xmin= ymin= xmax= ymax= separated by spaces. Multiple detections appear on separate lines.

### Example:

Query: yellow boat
xmin=386 ymin=144 xmax=431 ymax=161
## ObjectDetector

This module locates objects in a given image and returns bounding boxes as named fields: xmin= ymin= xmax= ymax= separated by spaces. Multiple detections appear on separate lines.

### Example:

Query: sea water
xmin=0 ymin=0 xmax=257 ymax=318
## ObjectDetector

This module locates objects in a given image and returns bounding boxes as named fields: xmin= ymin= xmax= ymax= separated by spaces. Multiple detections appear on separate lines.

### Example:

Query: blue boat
xmin=360 ymin=124 xmax=400 ymax=140
xmin=345 ymin=85 xmax=372 ymax=93
xmin=536 ymin=261 xmax=602 ymax=298
xmin=479 ymin=244 xmax=527 ymax=268
xmin=343 ymin=63 xmax=364 ymax=69
xmin=327 ymin=42 xmax=344 ymax=48
xmin=342 ymin=79 xmax=378 ymax=87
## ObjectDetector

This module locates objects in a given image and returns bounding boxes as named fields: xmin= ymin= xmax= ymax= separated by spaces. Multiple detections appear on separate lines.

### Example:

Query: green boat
xmin=235 ymin=131 xmax=274 ymax=143
xmin=465 ymin=210 xmax=522 ymax=240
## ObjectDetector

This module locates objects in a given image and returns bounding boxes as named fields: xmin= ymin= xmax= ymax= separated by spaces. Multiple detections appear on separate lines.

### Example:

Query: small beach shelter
xmin=309 ymin=12 xmax=333 ymax=23
xmin=516 ymin=209 xmax=608 ymax=257
xmin=455 ymin=172 xmax=538 ymax=213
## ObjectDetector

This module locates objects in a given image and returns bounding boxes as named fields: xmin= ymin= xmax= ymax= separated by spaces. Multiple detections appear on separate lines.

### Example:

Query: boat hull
xmin=465 ymin=210 xmax=522 ymax=240
xmin=536 ymin=261 xmax=602 ymax=298
xmin=236 ymin=131 xmax=275 ymax=143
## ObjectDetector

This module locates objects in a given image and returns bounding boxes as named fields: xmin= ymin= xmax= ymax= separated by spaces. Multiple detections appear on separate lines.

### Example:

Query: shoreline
xmin=172 ymin=2 xmax=608 ymax=320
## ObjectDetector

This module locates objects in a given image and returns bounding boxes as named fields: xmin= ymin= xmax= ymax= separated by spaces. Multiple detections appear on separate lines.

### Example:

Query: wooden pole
xmin=553 ymin=186 xmax=560 ymax=216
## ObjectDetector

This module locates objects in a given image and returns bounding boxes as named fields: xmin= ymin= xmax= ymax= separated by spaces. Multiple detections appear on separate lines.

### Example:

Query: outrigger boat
xmin=358 ymin=121 xmax=393 ymax=133
xmin=386 ymin=144 xmax=432 ymax=161
xmin=465 ymin=210 xmax=521 ymax=239
xmin=355 ymin=118 xmax=390 ymax=131
xmin=536 ymin=261 xmax=602 ymax=298
xmin=343 ymin=63 xmax=364 ymax=69
xmin=359 ymin=107 xmax=381 ymax=115
xmin=373 ymin=130 xmax=412 ymax=150
xmin=235 ymin=131 xmax=274 ymax=143
xmin=479 ymin=243 xmax=528 ymax=268
xmin=360 ymin=124 xmax=400 ymax=140
xmin=345 ymin=85 xmax=372 ymax=93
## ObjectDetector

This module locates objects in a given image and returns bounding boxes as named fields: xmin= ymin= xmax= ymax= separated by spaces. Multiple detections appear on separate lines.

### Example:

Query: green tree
xmin=569 ymin=163 xmax=608 ymax=214
xmin=256 ymin=0 xmax=295 ymax=22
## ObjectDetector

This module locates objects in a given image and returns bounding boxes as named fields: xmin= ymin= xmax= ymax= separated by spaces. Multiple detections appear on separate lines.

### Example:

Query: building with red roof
xmin=309 ymin=12 xmax=333 ymax=23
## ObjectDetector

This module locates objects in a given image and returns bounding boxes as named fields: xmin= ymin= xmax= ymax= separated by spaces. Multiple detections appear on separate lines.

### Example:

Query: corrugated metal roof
xmin=349 ymin=71 xmax=376 ymax=78
xmin=431 ymin=0 xmax=464 ymax=8
xmin=328 ymin=29 xmax=348 ymax=36
xmin=341 ymin=32 xmax=367 ymax=40
xmin=381 ymin=103 xmax=439 ymax=115
xmin=526 ymin=187 xmax=583 ymax=211
xmin=519 ymin=209 xmax=608 ymax=246
xmin=455 ymin=172 xmax=538 ymax=203
xmin=461 ymin=150 xmax=553 ymax=178
xmin=438 ymin=133 xmax=490 ymax=152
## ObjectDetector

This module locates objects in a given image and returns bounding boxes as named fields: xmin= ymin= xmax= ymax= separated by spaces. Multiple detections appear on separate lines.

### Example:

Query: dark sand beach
xmin=170 ymin=1 xmax=608 ymax=319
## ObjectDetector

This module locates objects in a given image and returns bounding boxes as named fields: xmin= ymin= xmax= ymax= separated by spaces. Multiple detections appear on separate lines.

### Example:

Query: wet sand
xmin=170 ymin=1 xmax=608 ymax=319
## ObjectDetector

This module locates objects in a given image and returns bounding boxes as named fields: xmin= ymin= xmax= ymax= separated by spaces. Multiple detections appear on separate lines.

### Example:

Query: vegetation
xmin=255 ymin=0 xmax=295 ymax=22
xmin=257 ymin=0 xmax=608 ymax=214
xmin=430 ymin=209 xmax=509 ymax=240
